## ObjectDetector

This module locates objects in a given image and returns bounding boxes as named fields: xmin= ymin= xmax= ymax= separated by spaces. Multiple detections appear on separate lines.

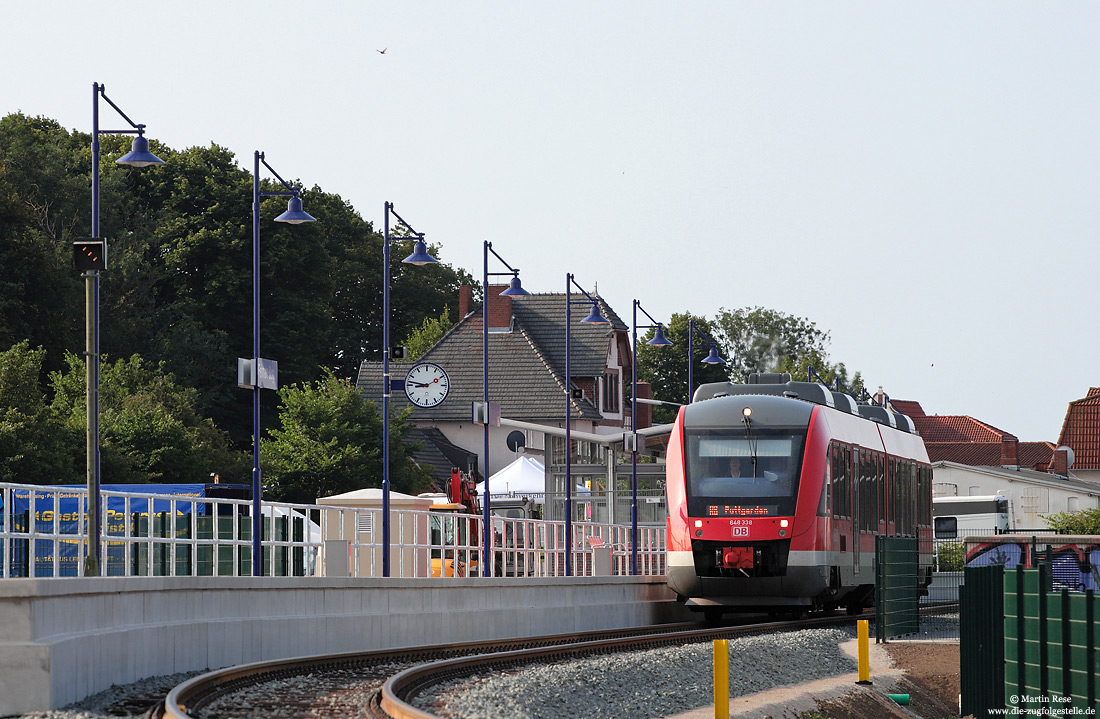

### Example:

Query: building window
xmin=602 ymin=370 xmax=620 ymax=413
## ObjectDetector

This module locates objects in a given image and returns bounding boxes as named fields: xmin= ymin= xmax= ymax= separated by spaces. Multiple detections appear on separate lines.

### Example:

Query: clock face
xmin=403 ymin=362 xmax=450 ymax=408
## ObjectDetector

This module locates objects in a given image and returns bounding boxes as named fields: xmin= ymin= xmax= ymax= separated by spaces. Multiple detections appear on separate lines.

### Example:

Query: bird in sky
xmin=377 ymin=48 xmax=387 ymax=54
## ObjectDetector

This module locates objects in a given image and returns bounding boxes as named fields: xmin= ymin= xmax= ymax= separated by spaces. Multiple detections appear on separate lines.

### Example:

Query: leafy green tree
xmin=402 ymin=307 xmax=453 ymax=360
xmin=0 ymin=341 xmax=76 ymax=483
xmin=635 ymin=312 xmax=729 ymax=425
xmin=49 ymin=352 xmax=249 ymax=484
xmin=0 ymin=114 xmax=87 ymax=379
xmin=1042 ymin=508 xmax=1100 ymax=534
xmin=261 ymin=371 xmax=432 ymax=504
xmin=1 ymin=112 xmax=475 ymax=458
xmin=713 ymin=306 xmax=852 ymax=384
xmin=778 ymin=349 xmax=864 ymax=397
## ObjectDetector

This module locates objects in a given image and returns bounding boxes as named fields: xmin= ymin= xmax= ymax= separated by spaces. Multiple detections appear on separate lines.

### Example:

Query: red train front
xmin=665 ymin=377 xmax=932 ymax=620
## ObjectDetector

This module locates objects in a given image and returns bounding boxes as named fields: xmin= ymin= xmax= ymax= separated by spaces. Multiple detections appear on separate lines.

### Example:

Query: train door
xmin=851 ymin=447 xmax=861 ymax=575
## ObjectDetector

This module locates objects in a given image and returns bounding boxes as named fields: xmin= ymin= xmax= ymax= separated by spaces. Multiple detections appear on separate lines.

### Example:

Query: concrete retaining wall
xmin=0 ymin=576 xmax=690 ymax=715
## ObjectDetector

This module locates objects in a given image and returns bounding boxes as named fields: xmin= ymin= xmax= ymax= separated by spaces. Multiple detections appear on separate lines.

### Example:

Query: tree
xmin=0 ymin=341 xmax=76 ymax=483
xmin=1042 ymin=507 xmax=1100 ymax=534
xmin=0 ymin=114 xmax=87 ymax=381
xmin=778 ymin=350 xmax=864 ymax=398
xmin=402 ymin=307 xmax=453 ymax=360
xmin=713 ymin=306 xmax=859 ymax=387
xmin=48 ymin=352 xmax=250 ymax=484
xmin=0 ymin=113 xmax=475 ymax=456
xmin=635 ymin=312 xmax=728 ymax=425
xmin=261 ymin=371 xmax=433 ymax=504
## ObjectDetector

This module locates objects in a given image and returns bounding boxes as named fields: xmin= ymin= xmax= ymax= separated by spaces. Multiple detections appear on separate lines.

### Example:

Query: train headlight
xmin=742 ymin=407 xmax=752 ymax=418
xmin=780 ymin=519 xmax=789 ymax=528
xmin=694 ymin=520 xmax=703 ymax=528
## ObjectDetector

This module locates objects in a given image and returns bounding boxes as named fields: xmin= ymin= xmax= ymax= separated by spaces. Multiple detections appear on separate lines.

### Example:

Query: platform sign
xmin=4 ymin=484 xmax=208 ymax=576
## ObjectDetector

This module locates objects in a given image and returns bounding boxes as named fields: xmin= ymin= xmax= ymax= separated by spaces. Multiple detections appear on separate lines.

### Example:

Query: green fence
xmin=1004 ymin=564 xmax=1098 ymax=712
xmin=960 ymin=564 xmax=1005 ymax=718
xmin=962 ymin=563 xmax=1100 ymax=716
xmin=875 ymin=535 xmax=920 ymax=641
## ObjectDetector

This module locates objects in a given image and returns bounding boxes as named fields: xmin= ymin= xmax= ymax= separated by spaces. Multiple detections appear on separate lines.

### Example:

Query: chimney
xmin=458 ymin=285 xmax=474 ymax=319
xmin=486 ymin=284 xmax=513 ymax=330
xmin=1050 ymin=447 xmax=1069 ymax=476
xmin=1000 ymin=435 xmax=1018 ymax=469
xmin=635 ymin=382 xmax=653 ymax=430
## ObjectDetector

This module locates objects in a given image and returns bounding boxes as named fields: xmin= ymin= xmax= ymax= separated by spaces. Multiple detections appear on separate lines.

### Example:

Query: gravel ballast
xmin=425 ymin=627 xmax=858 ymax=719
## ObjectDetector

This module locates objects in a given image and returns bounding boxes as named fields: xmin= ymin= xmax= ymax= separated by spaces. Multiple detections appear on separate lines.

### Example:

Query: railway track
xmin=156 ymin=615 xmax=858 ymax=719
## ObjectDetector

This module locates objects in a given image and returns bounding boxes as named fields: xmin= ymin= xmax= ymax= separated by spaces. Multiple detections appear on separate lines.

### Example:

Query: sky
xmin=4 ymin=2 xmax=1098 ymax=444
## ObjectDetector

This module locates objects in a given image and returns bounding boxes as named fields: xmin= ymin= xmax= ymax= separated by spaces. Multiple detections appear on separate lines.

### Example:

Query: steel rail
xmin=158 ymin=622 xmax=702 ymax=719
xmin=379 ymin=615 xmax=858 ymax=719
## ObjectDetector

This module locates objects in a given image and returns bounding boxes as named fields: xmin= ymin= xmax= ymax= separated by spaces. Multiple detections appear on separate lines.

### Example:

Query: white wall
xmin=932 ymin=463 xmax=1100 ymax=529
xmin=425 ymin=419 xmax=598 ymax=479
xmin=0 ymin=575 xmax=690 ymax=715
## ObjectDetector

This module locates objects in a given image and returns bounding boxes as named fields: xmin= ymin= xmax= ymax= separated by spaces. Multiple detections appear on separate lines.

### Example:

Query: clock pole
xmin=382 ymin=203 xmax=438 ymax=578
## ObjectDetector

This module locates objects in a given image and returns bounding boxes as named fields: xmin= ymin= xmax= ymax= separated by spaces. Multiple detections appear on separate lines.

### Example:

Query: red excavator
xmin=426 ymin=468 xmax=481 ymax=577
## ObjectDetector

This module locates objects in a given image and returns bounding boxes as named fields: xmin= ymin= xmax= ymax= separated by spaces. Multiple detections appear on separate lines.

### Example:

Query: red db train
xmin=665 ymin=375 xmax=932 ymax=620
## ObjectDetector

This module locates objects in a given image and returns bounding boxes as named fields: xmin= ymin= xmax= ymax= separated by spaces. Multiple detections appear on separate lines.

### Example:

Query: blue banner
xmin=4 ymin=484 xmax=211 ymax=577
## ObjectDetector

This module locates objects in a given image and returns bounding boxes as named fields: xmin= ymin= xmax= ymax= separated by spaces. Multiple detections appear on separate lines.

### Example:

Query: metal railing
xmin=0 ymin=482 xmax=666 ymax=579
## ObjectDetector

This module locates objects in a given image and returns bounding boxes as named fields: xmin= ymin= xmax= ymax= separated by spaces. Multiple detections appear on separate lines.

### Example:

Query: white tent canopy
xmin=476 ymin=456 xmax=589 ymax=502
xmin=477 ymin=455 xmax=546 ymax=497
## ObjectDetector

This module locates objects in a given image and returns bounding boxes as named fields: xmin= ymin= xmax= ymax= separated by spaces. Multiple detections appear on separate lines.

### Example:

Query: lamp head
xmin=499 ymin=274 xmax=531 ymax=296
xmin=703 ymin=347 xmax=726 ymax=364
xmin=274 ymin=195 xmax=317 ymax=224
xmin=116 ymin=132 xmax=164 ymax=168
xmin=581 ymin=301 xmax=609 ymax=324
xmin=647 ymin=325 xmax=672 ymax=346
xmin=403 ymin=238 xmax=439 ymax=266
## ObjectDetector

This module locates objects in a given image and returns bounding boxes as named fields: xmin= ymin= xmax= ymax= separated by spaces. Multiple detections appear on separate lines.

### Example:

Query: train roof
xmin=692 ymin=376 xmax=919 ymax=435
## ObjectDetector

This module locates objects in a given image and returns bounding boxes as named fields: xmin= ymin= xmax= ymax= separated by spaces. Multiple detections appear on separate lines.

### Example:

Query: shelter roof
xmin=405 ymin=427 xmax=482 ymax=488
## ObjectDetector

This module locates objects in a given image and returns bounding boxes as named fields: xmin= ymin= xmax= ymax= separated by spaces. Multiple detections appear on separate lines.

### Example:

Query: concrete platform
xmin=0 ymin=576 xmax=690 ymax=715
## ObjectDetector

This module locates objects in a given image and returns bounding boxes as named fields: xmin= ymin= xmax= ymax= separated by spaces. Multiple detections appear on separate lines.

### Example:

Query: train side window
xmin=859 ymin=450 xmax=871 ymax=532
xmin=819 ymin=442 xmax=832 ymax=517
xmin=918 ymin=465 xmax=932 ymax=527
xmin=833 ymin=442 xmax=850 ymax=519
xmin=876 ymin=453 xmax=885 ymax=527
xmin=904 ymin=461 xmax=913 ymax=533
xmin=902 ymin=461 xmax=914 ymax=534
xmin=887 ymin=458 xmax=897 ymax=528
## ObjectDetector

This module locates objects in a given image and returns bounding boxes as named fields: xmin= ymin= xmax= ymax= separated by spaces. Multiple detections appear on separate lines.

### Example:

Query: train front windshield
xmin=684 ymin=429 xmax=805 ymax=517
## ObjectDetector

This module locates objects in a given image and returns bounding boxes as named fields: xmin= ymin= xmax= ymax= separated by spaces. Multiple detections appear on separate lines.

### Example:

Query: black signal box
xmin=74 ymin=239 xmax=107 ymax=271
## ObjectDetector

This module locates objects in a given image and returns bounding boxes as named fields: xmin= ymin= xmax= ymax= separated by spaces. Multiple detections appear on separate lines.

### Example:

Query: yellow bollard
xmin=714 ymin=639 xmax=729 ymax=719
xmin=857 ymin=619 xmax=871 ymax=684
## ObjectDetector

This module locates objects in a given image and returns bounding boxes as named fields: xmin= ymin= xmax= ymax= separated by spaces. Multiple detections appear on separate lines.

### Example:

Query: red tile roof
xmin=909 ymin=415 xmax=1010 ymax=444
xmin=891 ymin=398 xmax=1056 ymax=471
xmin=925 ymin=441 xmax=1055 ymax=470
xmin=890 ymin=400 xmax=925 ymax=417
xmin=1055 ymin=388 xmax=1100 ymax=469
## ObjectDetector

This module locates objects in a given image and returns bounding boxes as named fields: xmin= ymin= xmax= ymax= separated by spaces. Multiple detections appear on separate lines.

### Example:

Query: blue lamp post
xmin=85 ymin=83 xmax=164 ymax=576
xmin=563 ymin=273 xmax=609 ymax=576
xmin=382 ymin=202 xmax=438 ymax=577
xmin=482 ymin=241 xmax=530 ymax=576
xmin=630 ymin=301 xmax=671 ymax=575
xmin=687 ymin=318 xmax=725 ymax=403
xmin=249 ymin=151 xmax=316 ymax=576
